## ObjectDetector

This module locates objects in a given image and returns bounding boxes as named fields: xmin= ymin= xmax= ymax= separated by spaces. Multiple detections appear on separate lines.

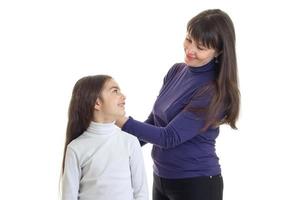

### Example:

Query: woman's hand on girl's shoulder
xmin=115 ymin=116 xmax=129 ymax=128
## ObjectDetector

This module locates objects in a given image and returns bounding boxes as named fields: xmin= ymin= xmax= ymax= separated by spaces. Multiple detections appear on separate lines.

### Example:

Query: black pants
xmin=153 ymin=173 xmax=223 ymax=200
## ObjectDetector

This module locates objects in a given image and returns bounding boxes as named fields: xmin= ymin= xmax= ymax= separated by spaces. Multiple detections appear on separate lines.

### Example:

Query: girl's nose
xmin=121 ymin=93 xmax=126 ymax=100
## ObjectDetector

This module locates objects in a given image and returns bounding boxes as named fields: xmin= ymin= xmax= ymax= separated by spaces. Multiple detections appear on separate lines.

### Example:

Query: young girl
xmin=61 ymin=75 xmax=148 ymax=200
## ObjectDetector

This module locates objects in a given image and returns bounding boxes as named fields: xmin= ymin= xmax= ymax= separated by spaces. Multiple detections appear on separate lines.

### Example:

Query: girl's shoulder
xmin=118 ymin=131 xmax=140 ymax=149
xmin=119 ymin=130 xmax=139 ymax=142
xmin=66 ymin=132 xmax=92 ymax=151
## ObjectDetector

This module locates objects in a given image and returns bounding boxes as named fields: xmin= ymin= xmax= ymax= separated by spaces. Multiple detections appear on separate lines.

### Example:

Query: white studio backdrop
xmin=0 ymin=0 xmax=299 ymax=199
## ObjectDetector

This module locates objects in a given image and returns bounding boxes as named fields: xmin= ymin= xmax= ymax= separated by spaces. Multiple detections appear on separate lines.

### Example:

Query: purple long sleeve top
xmin=122 ymin=59 xmax=221 ymax=178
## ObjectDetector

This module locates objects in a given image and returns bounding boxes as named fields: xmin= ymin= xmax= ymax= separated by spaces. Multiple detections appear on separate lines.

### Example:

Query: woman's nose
xmin=186 ymin=44 xmax=197 ymax=54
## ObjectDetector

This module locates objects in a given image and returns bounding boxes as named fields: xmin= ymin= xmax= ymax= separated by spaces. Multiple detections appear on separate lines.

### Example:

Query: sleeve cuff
xmin=121 ymin=116 xmax=134 ymax=133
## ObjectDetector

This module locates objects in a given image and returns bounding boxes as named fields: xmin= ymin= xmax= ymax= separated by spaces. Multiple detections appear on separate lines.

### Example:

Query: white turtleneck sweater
xmin=62 ymin=122 xmax=148 ymax=200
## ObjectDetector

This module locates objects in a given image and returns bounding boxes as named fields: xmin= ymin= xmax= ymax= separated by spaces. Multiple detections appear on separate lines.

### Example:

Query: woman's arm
xmin=61 ymin=147 xmax=81 ymax=200
xmin=116 ymin=111 xmax=206 ymax=149
xmin=144 ymin=112 xmax=154 ymax=125
xmin=117 ymin=90 xmax=212 ymax=149
xmin=123 ymin=112 xmax=206 ymax=149
xmin=139 ymin=112 xmax=154 ymax=146
xmin=116 ymin=63 xmax=186 ymax=148
xmin=117 ymin=112 xmax=154 ymax=146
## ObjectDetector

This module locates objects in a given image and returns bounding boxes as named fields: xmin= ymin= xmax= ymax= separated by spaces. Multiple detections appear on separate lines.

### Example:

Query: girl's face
xmin=96 ymin=79 xmax=126 ymax=122
xmin=183 ymin=34 xmax=217 ymax=67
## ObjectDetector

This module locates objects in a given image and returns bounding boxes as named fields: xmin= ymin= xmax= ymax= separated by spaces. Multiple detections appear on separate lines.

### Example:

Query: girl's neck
xmin=93 ymin=118 xmax=115 ymax=123
xmin=87 ymin=121 xmax=116 ymax=135
xmin=93 ymin=114 xmax=115 ymax=123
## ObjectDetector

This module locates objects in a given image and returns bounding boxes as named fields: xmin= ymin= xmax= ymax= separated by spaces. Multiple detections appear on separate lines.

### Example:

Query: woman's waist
xmin=151 ymin=145 xmax=220 ymax=178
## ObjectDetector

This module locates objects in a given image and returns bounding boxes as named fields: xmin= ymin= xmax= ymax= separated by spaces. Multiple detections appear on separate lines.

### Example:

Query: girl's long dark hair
xmin=61 ymin=75 xmax=111 ymax=173
xmin=187 ymin=9 xmax=240 ymax=130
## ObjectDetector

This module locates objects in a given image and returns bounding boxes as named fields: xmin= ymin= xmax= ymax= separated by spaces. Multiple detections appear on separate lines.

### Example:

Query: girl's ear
xmin=94 ymin=98 xmax=102 ymax=111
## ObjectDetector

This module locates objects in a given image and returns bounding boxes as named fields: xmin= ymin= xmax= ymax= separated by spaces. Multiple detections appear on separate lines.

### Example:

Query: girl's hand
xmin=115 ymin=116 xmax=129 ymax=128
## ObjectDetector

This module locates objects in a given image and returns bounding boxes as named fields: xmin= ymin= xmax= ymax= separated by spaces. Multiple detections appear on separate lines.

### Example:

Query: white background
xmin=1 ymin=0 xmax=300 ymax=199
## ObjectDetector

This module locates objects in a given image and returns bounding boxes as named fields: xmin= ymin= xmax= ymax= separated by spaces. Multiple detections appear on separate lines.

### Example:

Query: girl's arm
xmin=61 ymin=147 xmax=81 ymax=200
xmin=129 ymin=137 xmax=149 ymax=200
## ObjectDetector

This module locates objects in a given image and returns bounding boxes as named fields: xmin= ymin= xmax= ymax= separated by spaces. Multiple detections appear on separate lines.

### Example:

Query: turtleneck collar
xmin=86 ymin=121 xmax=117 ymax=135
xmin=187 ymin=58 xmax=217 ymax=73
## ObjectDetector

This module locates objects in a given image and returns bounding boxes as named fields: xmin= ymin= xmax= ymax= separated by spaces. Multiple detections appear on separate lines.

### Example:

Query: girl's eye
xmin=113 ymin=90 xmax=118 ymax=93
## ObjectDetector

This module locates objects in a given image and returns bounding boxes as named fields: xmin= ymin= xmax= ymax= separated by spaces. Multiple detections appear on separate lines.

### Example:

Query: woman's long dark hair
xmin=61 ymin=75 xmax=111 ymax=173
xmin=187 ymin=9 xmax=240 ymax=130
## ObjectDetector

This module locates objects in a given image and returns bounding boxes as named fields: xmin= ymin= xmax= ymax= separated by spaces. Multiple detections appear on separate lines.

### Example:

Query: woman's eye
xmin=197 ymin=45 xmax=207 ymax=50
xmin=185 ymin=38 xmax=192 ymax=42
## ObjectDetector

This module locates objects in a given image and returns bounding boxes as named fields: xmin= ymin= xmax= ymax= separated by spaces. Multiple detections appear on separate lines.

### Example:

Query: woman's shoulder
xmin=169 ymin=62 xmax=186 ymax=74
xmin=164 ymin=63 xmax=186 ymax=83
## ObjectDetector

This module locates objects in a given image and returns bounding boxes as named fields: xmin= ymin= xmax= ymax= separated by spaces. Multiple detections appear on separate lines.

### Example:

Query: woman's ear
xmin=94 ymin=98 xmax=102 ymax=111
xmin=215 ymin=50 xmax=223 ymax=57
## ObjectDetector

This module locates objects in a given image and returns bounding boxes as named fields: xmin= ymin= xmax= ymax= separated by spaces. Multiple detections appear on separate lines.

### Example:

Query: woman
xmin=117 ymin=9 xmax=240 ymax=200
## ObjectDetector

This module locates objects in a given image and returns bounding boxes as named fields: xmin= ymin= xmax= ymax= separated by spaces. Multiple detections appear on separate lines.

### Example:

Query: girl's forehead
xmin=104 ymin=79 xmax=119 ymax=90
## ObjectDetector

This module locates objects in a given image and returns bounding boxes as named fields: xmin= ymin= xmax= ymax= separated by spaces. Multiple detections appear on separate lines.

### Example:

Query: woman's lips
xmin=186 ymin=54 xmax=195 ymax=61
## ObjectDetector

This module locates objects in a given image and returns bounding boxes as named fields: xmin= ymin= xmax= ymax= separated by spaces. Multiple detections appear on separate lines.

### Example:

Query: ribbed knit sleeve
xmin=122 ymin=88 xmax=213 ymax=149
xmin=129 ymin=137 xmax=149 ymax=200
xmin=61 ymin=147 xmax=81 ymax=200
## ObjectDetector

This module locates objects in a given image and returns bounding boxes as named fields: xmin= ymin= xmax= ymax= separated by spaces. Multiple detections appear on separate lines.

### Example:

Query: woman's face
xmin=183 ymin=34 xmax=217 ymax=67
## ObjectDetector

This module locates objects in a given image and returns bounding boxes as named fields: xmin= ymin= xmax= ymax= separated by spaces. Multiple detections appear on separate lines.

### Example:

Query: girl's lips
xmin=118 ymin=102 xmax=125 ymax=107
